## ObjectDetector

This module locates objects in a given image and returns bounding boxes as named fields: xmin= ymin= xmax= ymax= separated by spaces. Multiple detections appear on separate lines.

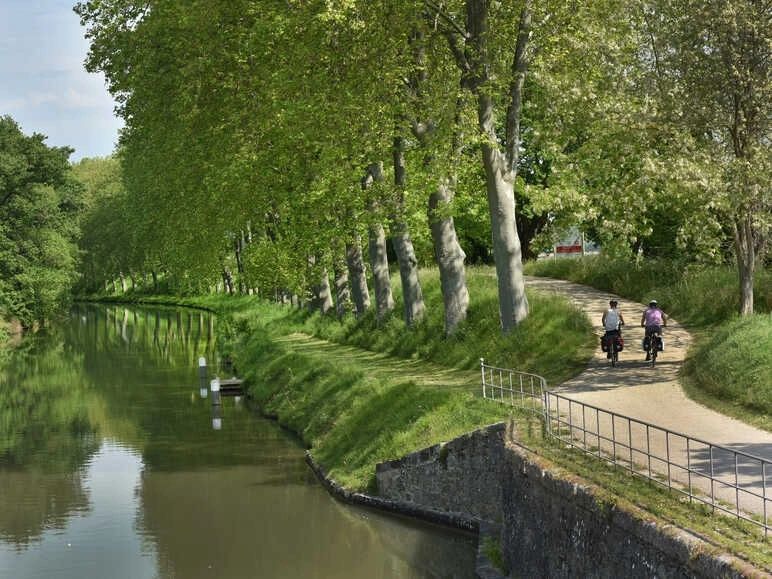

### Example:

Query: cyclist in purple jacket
xmin=641 ymin=300 xmax=667 ymax=360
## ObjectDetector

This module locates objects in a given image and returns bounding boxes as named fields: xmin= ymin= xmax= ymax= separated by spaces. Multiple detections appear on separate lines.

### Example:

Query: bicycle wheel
xmin=611 ymin=341 xmax=618 ymax=367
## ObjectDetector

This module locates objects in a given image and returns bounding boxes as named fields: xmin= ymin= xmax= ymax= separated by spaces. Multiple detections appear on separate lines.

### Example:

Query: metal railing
xmin=480 ymin=359 xmax=771 ymax=538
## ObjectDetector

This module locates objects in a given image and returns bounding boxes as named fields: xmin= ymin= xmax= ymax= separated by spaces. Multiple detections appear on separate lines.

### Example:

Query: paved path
xmin=527 ymin=276 xmax=772 ymax=520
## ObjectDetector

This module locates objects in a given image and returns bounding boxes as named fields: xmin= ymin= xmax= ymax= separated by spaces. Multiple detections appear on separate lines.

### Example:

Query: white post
xmin=480 ymin=358 xmax=486 ymax=399
xmin=198 ymin=356 xmax=208 ymax=396
xmin=210 ymin=377 xmax=221 ymax=406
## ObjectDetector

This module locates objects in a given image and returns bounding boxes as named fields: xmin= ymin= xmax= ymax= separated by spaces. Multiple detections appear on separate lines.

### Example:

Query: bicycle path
xmin=527 ymin=276 xmax=772 ymax=517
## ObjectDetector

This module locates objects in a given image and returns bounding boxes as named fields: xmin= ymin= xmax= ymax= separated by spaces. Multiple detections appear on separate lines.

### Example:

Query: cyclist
xmin=601 ymin=299 xmax=625 ymax=358
xmin=640 ymin=300 xmax=667 ymax=361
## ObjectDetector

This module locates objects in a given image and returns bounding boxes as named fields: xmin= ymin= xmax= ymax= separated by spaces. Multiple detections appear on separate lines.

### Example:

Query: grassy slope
xmin=525 ymin=257 xmax=772 ymax=431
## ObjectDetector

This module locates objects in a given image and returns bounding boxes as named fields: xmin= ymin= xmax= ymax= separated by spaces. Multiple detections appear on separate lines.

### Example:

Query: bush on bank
xmin=525 ymin=257 xmax=772 ymax=427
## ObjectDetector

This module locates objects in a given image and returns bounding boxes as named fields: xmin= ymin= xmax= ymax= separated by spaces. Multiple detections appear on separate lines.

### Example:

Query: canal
xmin=0 ymin=304 xmax=476 ymax=578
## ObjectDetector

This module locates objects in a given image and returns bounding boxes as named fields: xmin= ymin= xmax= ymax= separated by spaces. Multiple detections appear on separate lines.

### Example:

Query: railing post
xmin=480 ymin=358 xmax=486 ymax=399
xmin=666 ymin=431 xmax=671 ymax=490
xmin=710 ymin=446 xmax=716 ymax=512
xmin=687 ymin=438 xmax=692 ymax=503
xmin=735 ymin=453 xmax=740 ymax=520
xmin=763 ymin=462 xmax=768 ymax=539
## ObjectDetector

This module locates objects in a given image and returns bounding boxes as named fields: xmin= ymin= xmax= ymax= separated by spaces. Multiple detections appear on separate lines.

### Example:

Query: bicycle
xmin=602 ymin=323 xmax=624 ymax=367
xmin=643 ymin=329 xmax=662 ymax=366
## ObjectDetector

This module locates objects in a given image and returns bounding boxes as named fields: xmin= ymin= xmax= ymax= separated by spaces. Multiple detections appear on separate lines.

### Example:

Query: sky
xmin=0 ymin=0 xmax=123 ymax=161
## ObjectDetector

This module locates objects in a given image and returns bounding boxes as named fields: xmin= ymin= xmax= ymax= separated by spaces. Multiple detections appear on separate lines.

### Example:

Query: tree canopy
xmin=70 ymin=0 xmax=769 ymax=323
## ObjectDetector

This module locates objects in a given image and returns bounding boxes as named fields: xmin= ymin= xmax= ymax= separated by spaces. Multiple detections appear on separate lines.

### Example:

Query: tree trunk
xmin=479 ymin=129 xmax=529 ymax=330
xmin=222 ymin=268 xmax=234 ymax=295
xmin=734 ymin=214 xmax=755 ymax=315
xmin=119 ymin=272 xmax=127 ymax=293
xmin=345 ymin=239 xmax=371 ymax=317
xmin=234 ymin=235 xmax=244 ymax=295
xmin=333 ymin=257 xmax=351 ymax=319
xmin=429 ymin=179 xmax=470 ymax=334
xmin=310 ymin=269 xmax=334 ymax=315
xmin=363 ymin=163 xmax=394 ymax=321
xmin=407 ymin=27 xmax=470 ymax=335
xmin=466 ymin=0 xmax=530 ymax=332
xmin=152 ymin=270 xmax=158 ymax=292
xmin=391 ymin=136 xmax=425 ymax=326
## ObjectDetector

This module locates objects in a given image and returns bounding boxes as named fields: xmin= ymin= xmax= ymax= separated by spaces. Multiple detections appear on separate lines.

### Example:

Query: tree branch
xmin=505 ymin=1 xmax=532 ymax=174
xmin=423 ymin=0 xmax=468 ymax=39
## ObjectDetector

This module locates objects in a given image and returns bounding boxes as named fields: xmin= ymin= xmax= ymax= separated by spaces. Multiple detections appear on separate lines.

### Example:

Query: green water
xmin=0 ymin=304 xmax=475 ymax=578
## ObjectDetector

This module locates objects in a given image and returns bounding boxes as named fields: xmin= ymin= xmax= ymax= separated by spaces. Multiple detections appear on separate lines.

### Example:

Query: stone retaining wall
xmin=376 ymin=422 xmax=507 ymax=524
xmin=375 ymin=421 xmax=766 ymax=578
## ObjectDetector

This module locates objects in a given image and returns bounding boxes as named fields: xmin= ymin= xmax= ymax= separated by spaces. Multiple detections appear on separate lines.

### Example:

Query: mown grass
xmin=525 ymin=257 xmax=772 ymax=429
xmin=266 ymin=268 xmax=594 ymax=386
xmin=682 ymin=317 xmax=772 ymax=431
xmin=228 ymin=312 xmax=512 ymax=490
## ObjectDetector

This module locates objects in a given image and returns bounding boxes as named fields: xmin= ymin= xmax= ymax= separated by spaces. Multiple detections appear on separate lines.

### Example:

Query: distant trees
xmin=0 ymin=116 xmax=82 ymax=327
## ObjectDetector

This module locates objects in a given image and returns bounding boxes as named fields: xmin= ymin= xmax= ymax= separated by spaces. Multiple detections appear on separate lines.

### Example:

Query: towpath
xmin=527 ymin=276 xmax=772 ymax=518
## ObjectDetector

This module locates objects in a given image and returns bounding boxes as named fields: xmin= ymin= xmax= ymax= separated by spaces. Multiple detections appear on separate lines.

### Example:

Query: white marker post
xmin=211 ymin=405 xmax=222 ymax=430
xmin=198 ymin=357 xmax=208 ymax=398
xmin=210 ymin=377 xmax=221 ymax=406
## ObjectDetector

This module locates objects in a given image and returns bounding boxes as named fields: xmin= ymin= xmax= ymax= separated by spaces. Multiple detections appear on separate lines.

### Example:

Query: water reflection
xmin=0 ymin=304 xmax=475 ymax=578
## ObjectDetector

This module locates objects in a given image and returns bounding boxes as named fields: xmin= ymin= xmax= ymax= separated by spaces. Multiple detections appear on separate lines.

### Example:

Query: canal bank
xmin=79 ymin=294 xmax=771 ymax=575
xmin=227 ymin=322 xmax=771 ymax=577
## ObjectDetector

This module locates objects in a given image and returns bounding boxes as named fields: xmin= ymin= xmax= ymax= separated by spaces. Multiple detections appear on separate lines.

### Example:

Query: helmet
xmin=649 ymin=300 xmax=658 ymax=307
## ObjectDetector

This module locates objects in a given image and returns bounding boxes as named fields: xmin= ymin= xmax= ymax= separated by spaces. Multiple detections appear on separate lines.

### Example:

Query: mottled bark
xmin=408 ymin=29 xmax=470 ymax=335
xmin=391 ymin=136 xmax=425 ymax=326
xmin=333 ymin=257 xmax=351 ymax=319
xmin=234 ymin=234 xmax=244 ymax=294
xmin=734 ymin=214 xmax=756 ymax=315
xmin=363 ymin=163 xmax=394 ymax=321
xmin=345 ymin=239 xmax=370 ymax=317
xmin=464 ymin=0 xmax=530 ymax=331
xmin=429 ymin=179 xmax=469 ymax=334
xmin=310 ymin=269 xmax=334 ymax=315
xmin=222 ymin=268 xmax=234 ymax=295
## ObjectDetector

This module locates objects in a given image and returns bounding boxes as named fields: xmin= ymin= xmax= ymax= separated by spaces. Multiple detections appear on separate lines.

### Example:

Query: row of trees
xmin=73 ymin=0 xmax=769 ymax=332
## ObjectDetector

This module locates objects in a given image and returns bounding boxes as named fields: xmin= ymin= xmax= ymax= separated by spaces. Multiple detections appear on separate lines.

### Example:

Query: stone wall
xmin=376 ymin=421 xmax=764 ymax=578
xmin=376 ymin=422 xmax=507 ymax=524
